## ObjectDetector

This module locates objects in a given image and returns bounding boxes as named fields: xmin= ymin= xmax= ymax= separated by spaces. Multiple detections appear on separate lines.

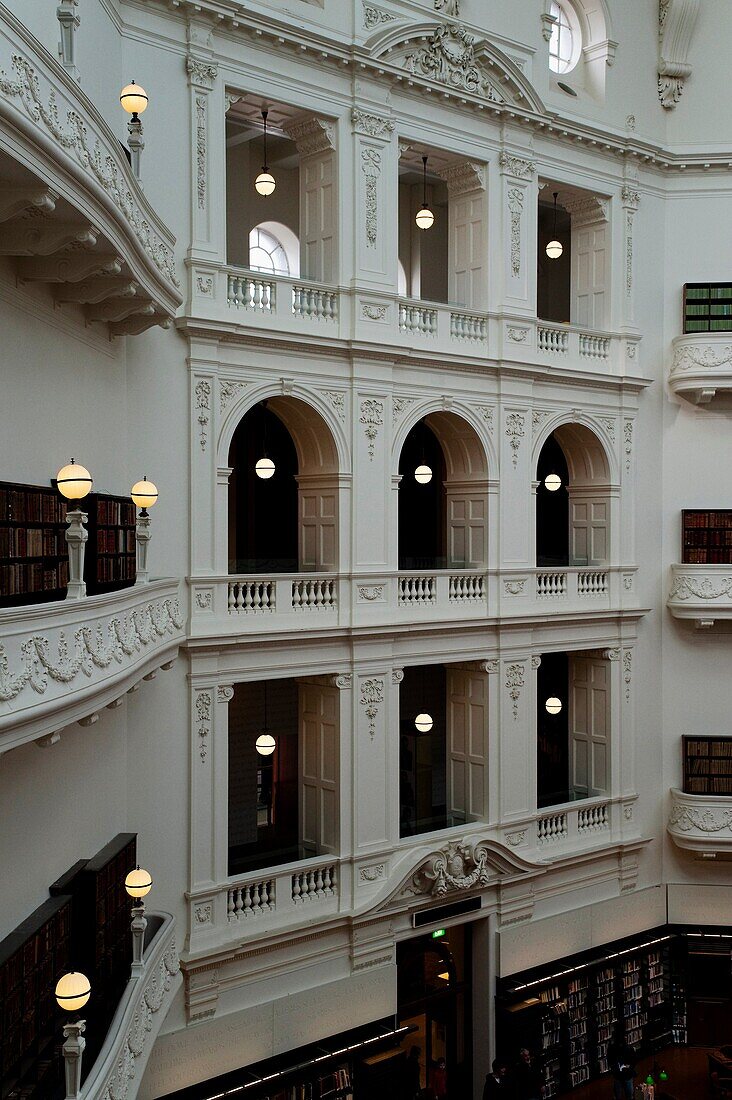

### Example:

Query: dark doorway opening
xmin=399 ymin=422 xmax=447 ymax=569
xmin=536 ymin=434 xmax=570 ymax=567
xmin=537 ymin=651 xmax=570 ymax=809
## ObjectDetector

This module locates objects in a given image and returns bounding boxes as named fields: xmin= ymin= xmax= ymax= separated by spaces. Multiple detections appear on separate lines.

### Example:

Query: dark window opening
xmin=399 ymin=422 xmax=447 ymax=570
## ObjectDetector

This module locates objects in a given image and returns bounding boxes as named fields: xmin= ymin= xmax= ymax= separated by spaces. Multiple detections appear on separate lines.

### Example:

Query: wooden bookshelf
xmin=0 ymin=480 xmax=69 ymax=607
xmin=683 ymin=283 xmax=732 ymax=333
xmin=84 ymin=493 xmax=136 ymax=597
xmin=682 ymin=510 xmax=732 ymax=565
xmin=683 ymin=736 xmax=732 ymax=795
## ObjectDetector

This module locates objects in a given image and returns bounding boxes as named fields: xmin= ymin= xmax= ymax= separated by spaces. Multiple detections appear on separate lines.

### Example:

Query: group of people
xmin=483 ymin=1049 xmax=545 ymax=1099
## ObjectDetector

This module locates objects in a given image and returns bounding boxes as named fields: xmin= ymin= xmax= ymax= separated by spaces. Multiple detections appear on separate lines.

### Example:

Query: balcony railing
xmin=190 ymin=268 xmax=640 ymax=376
xmin=188 ymin=566 xmax=636 ymax=637
xmin=669 ymin=331 xmax=732 ymax=404
xmin=667 ymin=563 xmax=732 ymax=627
xmin=668 ymin=787 xmax=732 ymax=856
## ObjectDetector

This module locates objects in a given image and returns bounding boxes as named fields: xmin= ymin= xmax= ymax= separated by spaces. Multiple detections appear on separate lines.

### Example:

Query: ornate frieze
xmin=363 ymin=3 xmax=396 ymax=30
xmin=499 ymin=152 xmax=536 ymax=180
xmin=194 ymin=96 xmax=207 ymax=209
xmin=359 ymin=677 xmax=384 ymax=740
xmin=322 ymin=390 xmax=346 ymax=421
xmin=195 ymin=691 xmax=211 ymax=762
xmin=361 ymin=148 xmax=382 ymax=247
xmin=195 ymin=380 xmax=211 ymax=451
xmin=219 ymin=379 xmax=247 ymax=413
xmin=669 ymin=575 xmax=732 ymax=601
xmin=561 ymin=193 xmax=609 ymax=228
xmin=403 ymin=24 xmax=503 ymax=101
xmin=623 ymin=419 xmax=633 ymax=472
xmin=505 ymin=662 xmax=525 ymax=720
xmin=672 ymin=343 xmax=732 ymax=373
xmin=505 ymin=412 xmax=525 ymax=468
xmin=670 ymin=804 xmax=732 ymax=833
xmin=351 ymin=109 xmax=395 ymax=139
xmin=507 ymin=188 xmax=524 ymax=277
xmin=404 ymin=840 xmax=493 ymax=897
xmin=392 ymin=395 xmax=415 ymax=425
xmin=360 ymin=398 xmax=384 ymax=459
xmin=185 ymin=56 xmax=218 ymax=90
xmin=435 ymin=0 xmax=460 ymax=14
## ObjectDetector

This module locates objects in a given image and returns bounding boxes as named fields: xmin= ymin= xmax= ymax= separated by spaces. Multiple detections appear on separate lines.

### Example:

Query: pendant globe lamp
xmin=544 ymin=472 xmax=562 ymax=492
xmin=546 ymin=192 xmax=563 ymax=260
xmin=545 ymin=696 xmax=563 ymax=715
xmin=415 ymin=155 xmax=434 ymax=231
xmin=255 ymin=402 xmax=276 ymax=479
xmin=415 ymin=421 xmax=432 ymax=484
xmin=256 ymin=682 xmax=276 ymax=756
xmin=415 ymin=666 xmax=433 ymax=733
xmin=255 ymin=109 xmax=276 ymax=196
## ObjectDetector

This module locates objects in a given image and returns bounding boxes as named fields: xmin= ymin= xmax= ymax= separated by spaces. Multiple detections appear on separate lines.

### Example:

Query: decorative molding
xmin=393 ymin=395 xmax=416 ymax=426
xmin=658 ymin=0 xmax=701 ymax=108
xmin=476 ymin=405 xmax=494 ymax=432
xmin=598 ymin=416 xmax=616 ymax=443
xmin=507 ymin=188 xmax=524 ymax=277
xmin=282 ymin=115 xmax=336 ymax=156
xmin=392 ymin=669 xmax=405 ymax=684
xmin=481 ymin=659 xmax=500 ymax=674
xmin=623 ymin=574 xmax=634 ymax=591
xmin=540 ymin=10 xmax=557 ymax=42
xmin=499 ymin=152 xmax=536 ymax=179
xmin=362 ymin=303 xmax=387 ymax=321
xmin=358 ymin=584 xmax=385 ymax=601
xmin=361 ymin=147 xmax=382 ymax=247
xmin=625 ymin=114 xmax=637 ymax=130
xmin=624 ymin=419 xmax=633 ymax=472
xmin=351 ymin=109 xmax=395 ymax=139
xmin=507 ymin=326 xmax=528 ymax=343
xmin=0 ymin=598 xmax=182 ymax=704
xmin=194 ymin=903 xmax=212 ymax=924
xmin=362 ymin=3 xmax=396 ymax=30
xmin=623 ymin=649 xmax=632 ymax=702
xmin=322 ymin=390 xmax=346 ymax=421
xmin=438 ymin=160 xmax=486 ymax=195
xmin=359 ymin=863 xmax=386 ymax=882
xmin=505 ymin=412 xmax=525 ymax=468
xmin=195 ymin=380 xmax=211 ymax=451
xmin=57 ymin=0 xmax=80 ymax=80
xmin=672 ymin=342 xmax=732 ymax=373
xmin=360 ymin=398 xmax=384 ymax=459
xmin=621 ymin=185 xmax=642 ymax=210
xmin=0 ymin=53 xmax=178 ymax=289
xmin=403 ymin=840 xmax=492 ymax=897
xmin=435 ymin=0 xmax=460 ymax=14
xmin=185 ymin=56 xmax=218 ymax=90
xmin=669 ymin=575 xmax=732 ymax=601
xmin=669 ymin=803 xmax=732 ymax=834
xmin=196 ymin=691 xmax=211 ymax=762
xmin=531 ymin=655 xmax=542 ymax=670
xmin=194 ymin=95 xmax=207 ymax=209
xmin=504 ymin=579 xmax=526 ymax=596
xmin=403 ymin=24 xmax=504 ymax=102
xmin=505 ymin=662 xmax=525 ymax=720
xmin=219 ymin=379 xmax=247 ymax=412
xmin=330 ymin=674 xmax=352 ymax=689
xmin=561 ymin=193 xmax=609 ymax=228
xmin=360 ymin=677 xmax=384 ymax=741
xmin=505 ymin=830 xmax=527 ymax=847
xmin=194 ymin=590 xmax=212 ymax=610
xmin=603 ymin=648 xmax=621 ymax=662
xmin=217 ymin=685 xmax=234 ymax=703
xmin=532 ymin=410 xmax=549 ymax=435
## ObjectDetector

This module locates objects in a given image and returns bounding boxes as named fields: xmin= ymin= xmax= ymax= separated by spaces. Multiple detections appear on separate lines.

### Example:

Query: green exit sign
xmin=432 ymin=928 xmax=446 ymax=939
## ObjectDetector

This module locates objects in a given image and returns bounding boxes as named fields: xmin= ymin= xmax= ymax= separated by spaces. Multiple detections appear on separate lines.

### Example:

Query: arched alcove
xmin=228 ymin=396 xmax=340 ymax=573
xmin=398 ymin=411 xmax=489 ymax=571
xmin=536 ymin=423 xmax=611 ymax=567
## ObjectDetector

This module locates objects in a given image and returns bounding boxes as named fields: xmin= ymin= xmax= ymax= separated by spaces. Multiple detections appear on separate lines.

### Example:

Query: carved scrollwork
xmin=671 ymin=343 xmax=732 ymax=374
xmin=406 ymin=840 xmax=492 ymax=897
xmin=669 ymin=575 xmax=732 ymax=601
xmin=403 ymin=24 xmax=503 ymax=101
xmin=669 ymin=805 xmax=732 ymax=833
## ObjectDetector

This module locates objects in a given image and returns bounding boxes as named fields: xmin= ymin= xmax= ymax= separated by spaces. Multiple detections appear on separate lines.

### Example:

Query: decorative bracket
xmin=658 ymin=0 xmax=701 ymax=108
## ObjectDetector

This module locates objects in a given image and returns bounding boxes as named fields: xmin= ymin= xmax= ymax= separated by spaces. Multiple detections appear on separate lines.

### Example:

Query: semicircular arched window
xmin=548 ymin=0 xmax=582 ymax=74
xmin=249 ymin=226 xmax=291 ymax=277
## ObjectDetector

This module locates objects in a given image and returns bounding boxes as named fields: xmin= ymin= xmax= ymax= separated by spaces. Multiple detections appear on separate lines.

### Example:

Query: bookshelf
xmin=682 ymin=510 xmax=732 ymax=565
xmin=0 ymin=481 xmax=69 ymax=607
xmin=682 ymin=736 xmax=732 ymax=795
xmin=84 ymin=494 xmax=136 ymax=596
xmin=683 ymin=283 xmax=732 ymax=333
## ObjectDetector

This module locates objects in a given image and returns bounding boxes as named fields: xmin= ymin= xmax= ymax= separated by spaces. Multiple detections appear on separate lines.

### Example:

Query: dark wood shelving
xmin=682 ymin=510 xmax=732 ymax=565
xmin=0 ymin=481 xmax=68 ymax=607
xmin=683 ymin=283 xmax=732 ymax=333
xmin=683 ymin=736 xmax=732 ymax=795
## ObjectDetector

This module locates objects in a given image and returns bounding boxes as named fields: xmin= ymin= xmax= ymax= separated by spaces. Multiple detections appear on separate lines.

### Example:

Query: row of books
xmin=685 ymin=777 xmax=732 ymax=793
xmin=686 ymin=286 xmax=732 ymax=299
xmin=684 ymin=529 xmax=732 ymax=545
xmin=95 ymin=556 xmax=136 ymax=583
xmin=686 ymin=739 xmax=732 ymax=757
xmin=683 ymin=511 xmax=732 ymax=528
xmin=0 ymin=488 xmax=66 ymax=525
xmin=684 ymin=319 xmax=732 ymax=331
xmin=687 ymin=757 xmax=732 ymax=774
xmin=97 ymin=499 xmax=136 ymax=526
xmin=0 ymin=561 xmax=69 ymax=595
xmin=0 ymin=526 xmax=65 ymax=559
xmin=96 ymin=528 xmax=136 ymax=554
xmin=683 ymin=549 xmax=732 ymax=563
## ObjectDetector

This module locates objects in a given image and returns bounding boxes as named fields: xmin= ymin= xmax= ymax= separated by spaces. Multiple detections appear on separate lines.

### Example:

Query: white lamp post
xmin=125 ymin=865 xmax=153 ymax=977
xmin=55 ymin=971 xmax=91 ymax=1100
xmin=131 ymin=476 xmax=158 ymax=585
xmin=56 ymin=460 xmax=92 ymax=600
xmin=120 ymin=81 xmax=148 ymax=180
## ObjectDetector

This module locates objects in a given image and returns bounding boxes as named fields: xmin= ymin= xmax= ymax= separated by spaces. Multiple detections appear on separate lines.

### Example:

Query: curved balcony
xmin=0 ymin=578 xmax=183 ymax=754
xmin=668 ymin=788 xmax=732 ymax=857
xmin=667 ymin=563 xmax=732 ymax=627
xmin=669 ymin=333 xmax=732 ymax=404
xmin=0 ymin=4 xmax=181 ymax=334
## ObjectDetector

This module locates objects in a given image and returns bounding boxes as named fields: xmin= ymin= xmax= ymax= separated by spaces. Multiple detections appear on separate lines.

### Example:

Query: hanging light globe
xmin=130 ymin=477 xmax=158 ymax=509
xmin=255 ymin=170 xmax=276 ymax=197
xmin=119 ymin=81 xmax=148 ymax=117
xmin=56 ymin=460 xmax=93 ymax=500
xmin=544 ymin=473 xmax=562 ymax=492
xmin=256 ymin=733 xmax=276 ymax=756
xmin=415 ymin=712 xmax=433 ymax=733
xmin=255 ymin=457 xmax=275 ymax=479
xmin=415 ymin=464 xmax=433 ymax=484
xmin=546 ymin=239 xmax=563 ymax=260
xmin=415 ymin=205 xmax=434 ymax=231
xmin=55 ymin=972 xmax=91 ymax=1012
xmin=545 ymin=697 xmax=563 ymax=715
xmin=124 ymin=866 xmax=153 ymax=899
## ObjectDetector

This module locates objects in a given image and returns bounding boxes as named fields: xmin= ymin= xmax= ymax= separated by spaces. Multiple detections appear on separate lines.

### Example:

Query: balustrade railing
xmin=292 ymin=284 xmax=338 ymax=322
xmin=537 ymin=812 xmax=568 ymax=843
xmin=579 ymin=332 xmax=610 ymax=360
xmin=227 ymin=272 xmax=275 ymax=311
xmin=577 ymin=570 xmax=608 ymax=596
xmin=449 ymin=574 xmax=485 ymax=601
xmin=536 ymin=571 xmax=567 ymax=598
xmin=227 ymin=877 xmax=275 ymax=920
xmin=538 ymin=326 xmax=569 ymax=354
xmin=450 ymin=310 xmax=487 ymax=341
xmin=399 ymin=302 xmax=438 ymax=337
xmin=224 ymin=858 xmax=339 ymax=929
xmin=228 ymin=579 xmax=276 ymax=612
xmin=578 ymin=803 xmax=609 ymax=833
xmin=291 ymin=577 xmax=337 ymax=610
xmin=292 ymin=863 xmax=337 ymax=903
xmin=398 ymin=575 xmax=437 ymax=604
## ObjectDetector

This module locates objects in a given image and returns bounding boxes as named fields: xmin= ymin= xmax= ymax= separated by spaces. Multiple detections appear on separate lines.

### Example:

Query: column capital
xmin=438 ymin=159 xmax=486 ymax=195
xmin=498 ymin=151 xmax=536 ymax=179
xmin=283 ymin=114 xmax=336 ymax=155
xmin=186 ymin=55 xmax=218 ymax=90
xmin=351 ymin=108 xmax=395 ymax=140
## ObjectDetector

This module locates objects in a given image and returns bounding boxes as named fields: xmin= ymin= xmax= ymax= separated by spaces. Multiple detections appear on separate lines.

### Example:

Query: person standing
xmin=607 ymin=1037 xmax=637 ymax=1100
xmin=404 ymin=1045 xmax=422 ymax=1099
xmin=513 ymin=1048 xmax=544 ymax=1100
xmin=483 ymin=1059 xmax=510 ymax=1099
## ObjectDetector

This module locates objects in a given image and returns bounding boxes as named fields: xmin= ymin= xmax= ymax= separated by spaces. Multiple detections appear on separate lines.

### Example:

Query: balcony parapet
xmin=0 ymin=578 xmax=183 ymax=754
xmin=184 ymin=265 xmax=643 ymax=381
xmin=667 ymin=563 xmax=732 ymax=627
xmin=0 ymin=4 xmax=181 ymax=332
xmin=668 ymin=788 xmax=732 ymax=857
xmin=669 ymin=333 xmax=732 ymax=404
xmin=188 ymin=566 xmax=638 ymax=639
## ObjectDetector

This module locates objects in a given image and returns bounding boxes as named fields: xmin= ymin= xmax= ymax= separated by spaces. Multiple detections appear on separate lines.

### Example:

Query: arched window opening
xmin=548 ymin=1 xmax=581 ymax=74
xmin=536 ymin=435 xmax=570 ymax=567
xmin=399 ymin=423 xmax=447 ymax=570
xmin=248 ymin=221 xmax=300 ymax=278
xmin=536 ymin=425 xmax=611 ymax=568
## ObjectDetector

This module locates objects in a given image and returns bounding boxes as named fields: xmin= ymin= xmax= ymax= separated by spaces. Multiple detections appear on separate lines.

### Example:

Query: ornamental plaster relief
xmin=360 ymin=398 xmax=384 ymax=458
xmin=658 ymin=0 xmax=701 ymax=108
xmin=362 ymin=4 xmax=396 ymax=31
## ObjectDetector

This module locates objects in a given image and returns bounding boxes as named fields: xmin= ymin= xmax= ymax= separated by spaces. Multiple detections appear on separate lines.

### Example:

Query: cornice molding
xmin=283 ymin=113 xmax=336 ymax=154
xmin=437 ymin=159 xmax=486 ymax=194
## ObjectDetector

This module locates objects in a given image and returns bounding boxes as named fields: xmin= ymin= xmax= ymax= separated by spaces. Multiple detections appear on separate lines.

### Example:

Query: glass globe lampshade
xmin=56 ymin=460 xmax=93 ymax=501
xmin=55 ymin=972 xmax=91 ymax=1012
xmin=119 ymin=82 xmax=148 ymax=116
xmin=415 ymin=712 xmax=433 ymax=733
xmin=415 ymin=464 xmax=433 ymax=484
xmin=130 ymin=477 xmax=158 ymax=510
xmin=645 ymin=1075 xmax=655 ymax=1087
xmin=415 ymin=205 xmax=434 ymax=231
xmin=546 ymin=239 xmax=563 ymax=260
xmin=255 ymin=171 xmax=276 ymax=197
xmin=255 ymin=457 xmax=275 ymax=479
xmin=125 ymin=866 xmax=153 ymax=899
xmin=256 ymin=733 xmax=276 ymax=756
xmin=545 ymin=696 xmax=562 ymax=715
xmin=544 ymin=473 xmax=562 ymax=492
xmin=659 ymin=1070 xmax=668 ymax=1082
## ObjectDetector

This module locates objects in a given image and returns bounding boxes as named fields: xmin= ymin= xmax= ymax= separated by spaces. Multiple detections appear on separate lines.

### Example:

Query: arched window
xmin=548 ymin=1 xmax=581 ymax=74
xmin=248 ymin=221 xmax=300 ymax=278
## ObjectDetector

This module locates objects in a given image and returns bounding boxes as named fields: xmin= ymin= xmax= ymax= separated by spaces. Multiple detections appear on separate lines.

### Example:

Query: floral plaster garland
xmin=0 ymin=598 xmax=182 ymax=703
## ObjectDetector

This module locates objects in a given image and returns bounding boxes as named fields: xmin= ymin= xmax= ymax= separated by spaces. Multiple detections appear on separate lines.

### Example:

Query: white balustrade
xmin=227 ymin=578 xmax=276 ymax=612
xmin=292 ymin=863 xmax=337 ymax=903
xmin=291 ymin=577 xmax=337 ymax=610
xmin=578 ymin=803 xmax=609 ymax=833
xmin=537 ymin=813 xmax=568 ymax=843
xmin=227 ymin=878 xmax=275 ymax=920
xmin=292 ymin=284 xmax=338 ymax=322
xmin=227 ymin=272 xmax=275 ymax=311
xmin=450 ymin=311 xmax=487 ymax=341
xmin=536 ymin=571 xmax=567 ymax=598
xmin=398 ymin=575 xmax=437 ymax=604
xmin=579 ymin=332 xmax=610 ymax=360
xmin=449 ymin=574 xmax=485 ymax=601
xmin=537 ymin=325 xmax=569 ymax=354
xmin=399 ymin=302 xmax=438 ymax=337
xmin=577 ymin=570 xmax=608 ymax=596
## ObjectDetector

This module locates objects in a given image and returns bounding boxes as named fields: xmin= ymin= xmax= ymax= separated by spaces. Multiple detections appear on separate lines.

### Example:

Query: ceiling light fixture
xmin=546 ymin=192 xmax=563 ymax=260
xmin=255 ymin=109 xmax=276 ymax=196
xmin=415 ymin=155 xmax=434 ymax=230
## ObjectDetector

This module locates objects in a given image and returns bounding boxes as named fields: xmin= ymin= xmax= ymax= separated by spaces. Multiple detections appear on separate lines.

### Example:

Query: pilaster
xmin=186 ymin=29 xmax=225 ymax=272
xmin=350 ymin=108 xmax=397 ymax=291
xmin=354 ymin=668 xmax=393 ymax=851
xmin=497 ymin=142 xmax=537 ymax=318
